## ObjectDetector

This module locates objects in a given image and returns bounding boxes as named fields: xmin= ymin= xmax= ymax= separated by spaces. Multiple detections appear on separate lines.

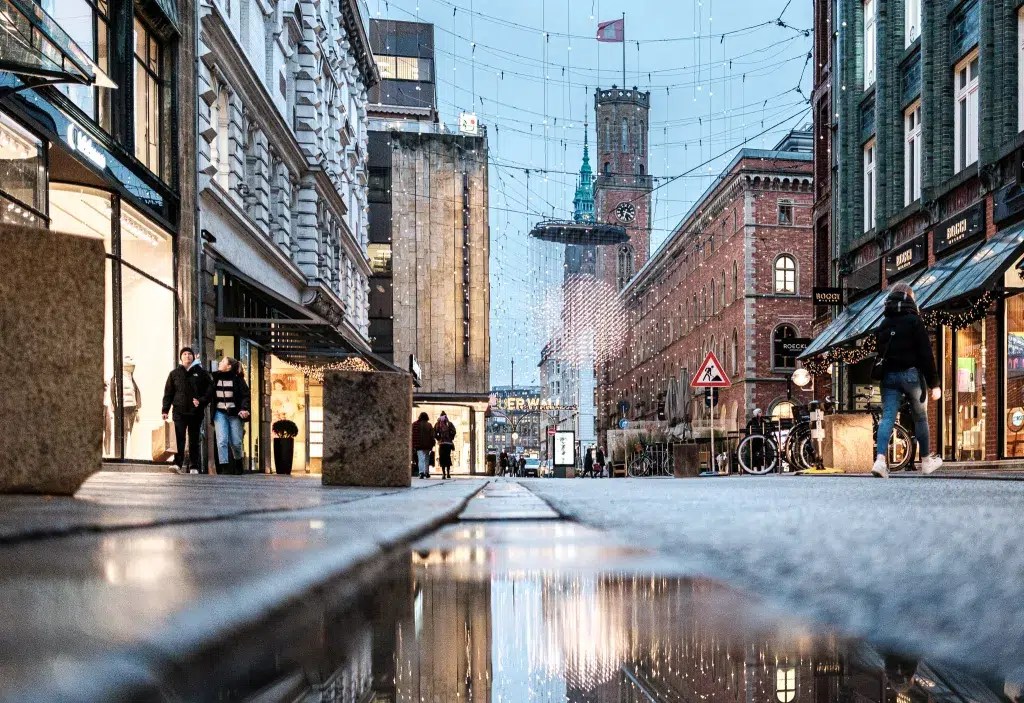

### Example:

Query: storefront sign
xmin=933 ymin=203 xmax=985 ymax=255
xmin=553 ymin=430 xmax=575 ymax=467
xmin=65 ymin=124 xmax=107 ymax=170
xmin=492 ymin=393 xmax=571 ymax=412
xmin=884 ymin=236 xmax=926 ymax=278
xmin=775 ymin=337 xmax=812 ymax=358
xmin=812 ymin=287 xmax=844 ymax=306
xmin=1010 ymin=408 xmax=1024 ymax=433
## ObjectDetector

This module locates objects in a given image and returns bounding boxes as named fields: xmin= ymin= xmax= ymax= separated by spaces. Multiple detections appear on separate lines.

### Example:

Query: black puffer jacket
xmin=162 ymin=363 xmax=215 ymax=417
xmin=875 ymin=292 xmax=939 ymax=387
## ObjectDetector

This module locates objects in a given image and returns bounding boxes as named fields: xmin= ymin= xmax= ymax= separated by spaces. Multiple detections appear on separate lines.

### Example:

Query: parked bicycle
xmin=627 ymin=443 xmax=673 ymax=477
xmin=737 ymin=402 xmax=820 ymax=475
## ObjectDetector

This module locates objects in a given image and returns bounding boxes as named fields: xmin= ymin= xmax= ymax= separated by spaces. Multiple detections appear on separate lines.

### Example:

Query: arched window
xmin=774 ymin=254 xmax=797 ymax=294
xmin=710 ymin=280 xmax=717 ymax=315
xmin=692 ymin=294 xmax=697 ymax=328
xmin=637 ymin=162 xmax=645 ymax=176
xmin=621 ymin=118 xmax=629 ymax=151
xmin=772 ymin=324 xmax=798 ymax=369
xmin=701 ymin=288 xmax=707 ymax=321
xmin=733 ymin=261 xmax=740 ymax=301
xmin=603 ymin=161 xmax=611 ymax=175
xmin=720 ymin=271 xmax=726 ymax=308
xmin=776 ymin=668 xmax=797 ymax=703
xmin=732 ymin=328 xmax=740 ymax=376
xmin=617 ymin=244 xmax=635 ymax=290
xmin=604 ymin=119 xmax=611 ymax=147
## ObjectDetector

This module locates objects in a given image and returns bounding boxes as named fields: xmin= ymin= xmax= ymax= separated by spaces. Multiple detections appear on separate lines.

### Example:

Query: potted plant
xmin=272 ymin=420 xmax=299 ymax=475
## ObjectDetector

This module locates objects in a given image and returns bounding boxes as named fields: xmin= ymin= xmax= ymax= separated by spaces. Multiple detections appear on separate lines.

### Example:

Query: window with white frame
xmin=905 ymin=0 xmax=921 ymax=47
xmin=863 ymin=139 xmax=876 ymax=232
xmin=905 ymin=102 xmax=922 ymax=204
xmin=863 ymin=0 xmax=876 ymax=88
xmin=212 ymin=84 xmax=230 ymax=188
xmin=1018 ymin=9 xmax=1024 ymax=131
xmin=774 ymin=255 xmax=797 ymax=294
xmin=954 ymin=49 xmax=979 ymax=173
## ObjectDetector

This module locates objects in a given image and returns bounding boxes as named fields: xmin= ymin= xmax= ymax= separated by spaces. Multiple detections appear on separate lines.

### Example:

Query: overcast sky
xmin=369 ymin=0 xmax=814 ymax=387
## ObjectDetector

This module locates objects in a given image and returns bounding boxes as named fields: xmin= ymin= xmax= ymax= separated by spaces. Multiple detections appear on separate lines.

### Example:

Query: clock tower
xmin=593 ymin=86 xmax=652 ymax=290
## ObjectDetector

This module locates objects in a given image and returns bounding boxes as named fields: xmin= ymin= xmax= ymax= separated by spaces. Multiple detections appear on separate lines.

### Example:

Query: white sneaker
xmin=871 ymin=455 xmax=889 ymax=478
xmin=922 ymin=454 xmax=943 ymax=475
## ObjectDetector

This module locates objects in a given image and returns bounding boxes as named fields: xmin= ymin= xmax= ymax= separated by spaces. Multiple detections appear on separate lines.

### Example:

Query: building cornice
xmin=341 ymin=0 xmax=380 ymax=89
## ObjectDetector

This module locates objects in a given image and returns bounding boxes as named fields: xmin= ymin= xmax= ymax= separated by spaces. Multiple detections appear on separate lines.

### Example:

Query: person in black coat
xmin=872 ymin=281 xmax=942 ymax=478
xmin=210 ymin=357 xmax=251 ymax=475
xmin=162 ymin=347 xmax=214 ymax=474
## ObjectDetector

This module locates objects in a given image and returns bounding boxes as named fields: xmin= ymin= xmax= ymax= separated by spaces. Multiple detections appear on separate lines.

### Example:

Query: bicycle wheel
xmin=790 ymin=435 xmax=818 ymax=471
xmin=888 ymin=424 xmax=913 ymax=470
xmin=627 ymin=455 xmax=648 ymax=477
xmin=737 ymin=435 xmax=778 ymax=475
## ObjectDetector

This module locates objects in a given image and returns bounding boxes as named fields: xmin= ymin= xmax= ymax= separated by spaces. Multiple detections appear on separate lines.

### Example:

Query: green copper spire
xmin=573 ymin=126 xmax=595 ymax=223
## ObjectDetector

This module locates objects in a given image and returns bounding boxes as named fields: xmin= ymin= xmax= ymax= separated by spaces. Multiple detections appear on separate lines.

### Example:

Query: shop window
xmin=773 ymin=324 xmax=797 ymax=370
xmin=133 ymin=16 xmax=166 ymax=178
xmin=905 ymin=0 xmax=921 ymax=46
xmin=49 ymin=184 xmax=112 ymax=253
xmin=954 ymin=49 xmax=979 ymax=173
xmin=0 ymin=114 xmax=45 ymax=224
xmin=121 ymin=202 xmax=174 ymax=287
xmin=42 ymin=0 xmax=111 ymax=130
xmin=942 ymin=322 xmax=985 ymax=461
xmin=904 ymin=102 xmax=922 ymax=205
xmin=863 ymin=0 xmax=876 ymax=88
xmin=774 ymin=255 xmax=797 ymax=294
xmin=1007 ymin=296 xmax=1024 ymax=456
xmin=770 ymin=400 xmax=794 ymax=422
xmin=863 ymin=139 xmax=876 ymax=232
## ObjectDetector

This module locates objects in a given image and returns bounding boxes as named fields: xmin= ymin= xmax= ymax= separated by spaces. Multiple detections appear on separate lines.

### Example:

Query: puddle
xmin=212 ymin=522 xmax=1018 ymax=703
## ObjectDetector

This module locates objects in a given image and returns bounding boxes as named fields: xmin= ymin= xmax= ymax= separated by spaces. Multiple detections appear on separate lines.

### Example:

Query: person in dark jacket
xmin=434 ymin=411 xmax=457 ymax=479
xmin=162 ymin=347 xmax=215 ymax=474
xmin=583 ymin=447 xmax=595 ymax=477
xmin=411 ymin=412 xmax=435 ymax=479
xmin=595 ymin=447 xmax=606 ymax=477
xmin=745 ymin=408 xmax=771 ymax=472
xmin=211 ymin=357 xmax=251 ymax=475
xmin=873 ymin=282 xmax=942 ymax=478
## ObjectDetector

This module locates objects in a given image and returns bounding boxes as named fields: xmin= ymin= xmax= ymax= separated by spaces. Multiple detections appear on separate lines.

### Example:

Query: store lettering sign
xmin=812 ymin=287 xmax=844 ymax=306
xmin=493 ymin=394 xmax=570 ymax=412
xmin=933 ymin=203 xmax=984 ymax=255
xmin=884 ymin=236 xmax=926 ymax=278
xmin=65 ymin=124 xmax=107 ymax=171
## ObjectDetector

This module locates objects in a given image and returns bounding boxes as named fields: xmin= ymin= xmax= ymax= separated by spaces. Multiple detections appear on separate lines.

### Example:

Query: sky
xmin=368 ymin=0 xmax=815 ymax=388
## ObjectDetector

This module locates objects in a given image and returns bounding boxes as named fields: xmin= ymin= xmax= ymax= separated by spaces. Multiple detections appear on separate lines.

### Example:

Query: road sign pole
xmin=711 ymin=401 xmax=715 ymax=473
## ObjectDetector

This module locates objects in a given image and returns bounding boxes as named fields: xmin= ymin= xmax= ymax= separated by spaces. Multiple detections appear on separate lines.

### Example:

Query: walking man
xmin=162 ymin=347 xmax=214 ymax=474
xmin=595 ymin=446 xmax=607 ymax=477
xmin=412 ymin=412 xmax=435 ymax=479
xmin=435 ymin=411 xmax=457 ymax=479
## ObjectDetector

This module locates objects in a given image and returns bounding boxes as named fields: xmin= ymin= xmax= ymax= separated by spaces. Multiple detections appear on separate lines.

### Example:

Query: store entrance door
xmin=941 ymin=323 xmax=986 ymax=461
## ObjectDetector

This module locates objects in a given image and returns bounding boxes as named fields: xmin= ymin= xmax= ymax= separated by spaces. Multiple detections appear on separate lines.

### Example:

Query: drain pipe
xmin=192 ymin=0 xmax=204 ymax=357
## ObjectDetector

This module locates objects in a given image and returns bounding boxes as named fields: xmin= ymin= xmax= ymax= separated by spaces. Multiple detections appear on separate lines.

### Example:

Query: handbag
xmin=871 ymin=330 xmax=896 ymax=382
xmin=151 ymin=420 xmax=178 ymax=461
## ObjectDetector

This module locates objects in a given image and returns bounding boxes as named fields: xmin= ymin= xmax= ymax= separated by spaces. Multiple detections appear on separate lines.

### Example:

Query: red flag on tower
xmin=596 ymin=18 xmax=624 ymax=42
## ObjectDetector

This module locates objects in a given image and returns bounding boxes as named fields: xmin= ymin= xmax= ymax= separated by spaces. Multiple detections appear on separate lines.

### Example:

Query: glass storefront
xmin=271 ymin=356 xmax=309 ymax=474
xmin=49 ymin=183 xmax=176 ymax=461
xmin=942 ymin=322 xmax=986 ymax=461
xmin=0 ymin=114 xmax=45 ymax=225
xmin=1006 ymin=296 xmax=1024 ymax=456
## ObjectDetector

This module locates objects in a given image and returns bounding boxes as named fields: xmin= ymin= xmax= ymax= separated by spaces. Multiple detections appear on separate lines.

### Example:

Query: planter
xmin=273 ymin=437 xmax=295 ymax=475
xmin=673 ymin=444 xmax=701 ymax=478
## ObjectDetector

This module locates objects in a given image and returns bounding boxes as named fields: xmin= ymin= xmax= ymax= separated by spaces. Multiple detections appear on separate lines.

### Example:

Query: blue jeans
xmin=416 ymin=449 xmax=430 ymax=476
xmin=213 ymin=410 xmax=245 ymax=464
xmin=876 ymin=368 xmax=930 ymax=458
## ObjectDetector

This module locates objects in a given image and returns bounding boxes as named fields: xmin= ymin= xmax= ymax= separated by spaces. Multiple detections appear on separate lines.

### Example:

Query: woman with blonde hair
xmin=872 ymin=281 xmax=941 ymax=477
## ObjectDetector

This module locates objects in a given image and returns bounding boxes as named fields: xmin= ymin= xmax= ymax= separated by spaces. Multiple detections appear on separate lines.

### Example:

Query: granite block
xmin=822 ymin=413 xmax=874 ymax=473
xmin=322 ymin=371 xmax=412 ymax=487
xmin=0 ymin=224 xmax=105 ymax=494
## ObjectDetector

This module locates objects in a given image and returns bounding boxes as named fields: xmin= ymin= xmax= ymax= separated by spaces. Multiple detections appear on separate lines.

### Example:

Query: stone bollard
xmin=321 ymin=370 xmax=413 ymax=487
xmin=0 ymin=225 xmax=105 ymax=494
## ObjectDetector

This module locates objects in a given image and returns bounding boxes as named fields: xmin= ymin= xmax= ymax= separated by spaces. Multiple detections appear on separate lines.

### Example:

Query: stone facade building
xmin=367 ymin=19 xmax=491 ymax=475
xmin=596 ymin=132 xmax=814 ymax=436
xmin=805 ymin=0 xmax=1024 ymax=464
xmin=196 ymin=0 xmax=379 ymax=473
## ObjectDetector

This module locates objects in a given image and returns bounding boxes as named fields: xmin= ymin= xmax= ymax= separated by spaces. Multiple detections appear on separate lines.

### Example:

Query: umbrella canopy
xmin=664 ymin=377 xmax=679 ymax=423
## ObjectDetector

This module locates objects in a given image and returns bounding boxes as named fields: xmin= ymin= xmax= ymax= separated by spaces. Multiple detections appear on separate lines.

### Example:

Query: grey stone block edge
xmin=10 ymin=480 xmax=488 ymax=703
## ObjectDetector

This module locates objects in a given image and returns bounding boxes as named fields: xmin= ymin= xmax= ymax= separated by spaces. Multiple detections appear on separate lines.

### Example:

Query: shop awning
xmin=798 ymin=292 xmax=881 ymax=360
xmin=921 ymin=223 xmax=1024 ymax=312
xmin=214 ymin=263 xmax=398 ymax=371
xmin=0 ymin=0 xmax=113 ymax=89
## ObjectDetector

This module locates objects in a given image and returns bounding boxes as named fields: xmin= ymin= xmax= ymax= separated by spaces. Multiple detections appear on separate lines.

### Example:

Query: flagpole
xmin=621 ymin=12 xmax=626 ymax=88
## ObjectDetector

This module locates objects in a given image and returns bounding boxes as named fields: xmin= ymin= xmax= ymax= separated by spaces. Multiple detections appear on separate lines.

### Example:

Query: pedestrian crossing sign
xmin=691 ymin=351 xmax=731 ymax=388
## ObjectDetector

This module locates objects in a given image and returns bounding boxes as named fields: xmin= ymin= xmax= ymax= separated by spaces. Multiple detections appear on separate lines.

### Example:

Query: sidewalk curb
xmin=11 ymin=480 xmax=489 ymax=703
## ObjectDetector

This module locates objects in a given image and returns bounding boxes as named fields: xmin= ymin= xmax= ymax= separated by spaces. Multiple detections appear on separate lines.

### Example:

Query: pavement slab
xmin=520 ymin=476 xmax=1024 ymax=680
xmin=0 ymin=473 xmax=484 ymax=702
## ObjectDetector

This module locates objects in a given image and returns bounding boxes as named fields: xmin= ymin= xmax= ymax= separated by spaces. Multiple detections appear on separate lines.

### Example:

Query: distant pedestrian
xmin=499 ymin=450 xmax=510 ymax=476
xmin=583 ymin=446 xmax=594 ymax=477
xmin=595 ymin=447 xmax=606 ymax=477
xmin=435 ymin=411 xmax=457 ymax=479
xmin=411 ymin=412 xmax=435 ymax=479
xmin=872 ymin=281 xmax=942 ymax=478
xmin=161 ymin=347 xmax=214 ymax=474
xmin=518 ymin=455 xmax=526 ymax=476
xmin=210 ymin=357 xmax=250 ymax=475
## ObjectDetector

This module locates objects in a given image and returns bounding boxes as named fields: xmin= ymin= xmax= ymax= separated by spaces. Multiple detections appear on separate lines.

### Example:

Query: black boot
xmin=232 ymin=458 xmax=244 ymax=475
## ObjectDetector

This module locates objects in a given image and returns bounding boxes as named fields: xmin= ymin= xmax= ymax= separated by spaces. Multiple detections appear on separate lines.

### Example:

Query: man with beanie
xmin=162 ymin=347 xmax=214 ymax=474
xmin=872 ymin=282 xmax=942 ymax=478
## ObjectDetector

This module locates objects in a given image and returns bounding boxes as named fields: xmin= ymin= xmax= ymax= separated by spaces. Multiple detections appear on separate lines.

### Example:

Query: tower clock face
xmin=615 ymin=201 xmax=637 ymax=223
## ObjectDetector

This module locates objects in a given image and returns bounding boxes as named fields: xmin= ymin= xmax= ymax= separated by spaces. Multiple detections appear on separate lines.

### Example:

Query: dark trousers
xmin=173 ymin=412 xmax=204 ymax=472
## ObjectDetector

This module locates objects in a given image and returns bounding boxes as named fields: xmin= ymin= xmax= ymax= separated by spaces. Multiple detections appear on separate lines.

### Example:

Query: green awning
xmin=798 ymin=293 xmax=878 ymax=360
xmin=922 ymin=223 xmax=1024 ymax=312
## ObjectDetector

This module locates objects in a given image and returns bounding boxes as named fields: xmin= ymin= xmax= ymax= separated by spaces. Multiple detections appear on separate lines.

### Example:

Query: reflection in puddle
xmin=223 ymin=524 xmax=1017 ymax=703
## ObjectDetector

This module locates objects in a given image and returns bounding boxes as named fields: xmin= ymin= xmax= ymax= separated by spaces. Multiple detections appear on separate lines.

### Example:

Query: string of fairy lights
xmin=372 ymin=0 xmax=814 ymax=388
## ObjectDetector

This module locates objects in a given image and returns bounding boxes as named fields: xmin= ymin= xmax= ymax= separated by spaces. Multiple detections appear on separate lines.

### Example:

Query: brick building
xmin=596 ymin=131 xmax=814 ymax=435
xmin=803 ymin=0 xmax=1024 ymax=464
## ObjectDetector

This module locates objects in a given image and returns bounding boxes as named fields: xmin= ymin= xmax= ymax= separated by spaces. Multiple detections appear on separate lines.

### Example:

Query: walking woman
xmin=872 ymin=281 xmax=942 ymax=478
xmin=211 ymin=357 xmax=251 ymax=475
